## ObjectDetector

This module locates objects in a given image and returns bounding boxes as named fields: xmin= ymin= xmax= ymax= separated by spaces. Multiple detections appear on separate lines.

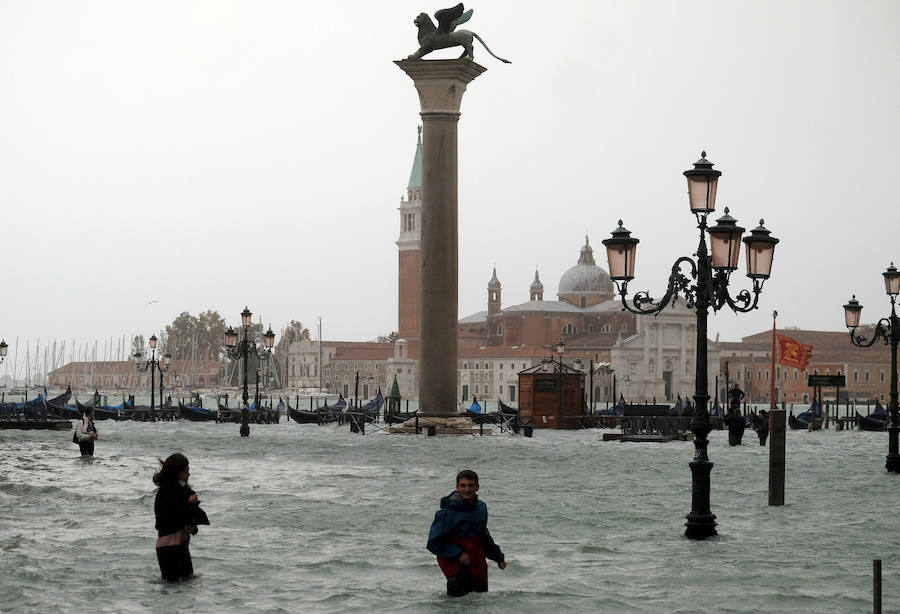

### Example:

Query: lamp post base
xmin=240 ymin=409 xmax=250 ymax=438
xmin=886 ymin=425 xmax=900 ymax=472
xmin=684 ymin=511 xmax=718 ymax=540
xmin=684 ymin=457 xmax=717 ymax=540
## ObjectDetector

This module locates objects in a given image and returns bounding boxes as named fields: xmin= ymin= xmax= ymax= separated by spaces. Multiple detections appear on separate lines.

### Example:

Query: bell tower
xmin=488 ymin=267 xmax=502 ymax=316
xmin=397 ymin=127 xmax=423 ymax=340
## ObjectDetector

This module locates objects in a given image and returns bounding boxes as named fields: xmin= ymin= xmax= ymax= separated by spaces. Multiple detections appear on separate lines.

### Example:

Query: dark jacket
xmin=154 ymin=482 xmax=209 ymax=537
xmin=427 ymin=491 xmax=504 ymax=564
xmin=724 ymin=411 xmax=746 ymax=435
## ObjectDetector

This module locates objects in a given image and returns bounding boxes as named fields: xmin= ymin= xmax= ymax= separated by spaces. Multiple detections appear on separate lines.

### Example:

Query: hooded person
xmin=152 ymin=453 xmax=209 ymax=582
xmin=427 ymin=469 xmax=506 ymax=597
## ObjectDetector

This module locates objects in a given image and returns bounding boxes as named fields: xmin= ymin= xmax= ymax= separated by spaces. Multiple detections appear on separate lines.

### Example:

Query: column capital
xmin=395 ymin=59 xmax=487 ymax=115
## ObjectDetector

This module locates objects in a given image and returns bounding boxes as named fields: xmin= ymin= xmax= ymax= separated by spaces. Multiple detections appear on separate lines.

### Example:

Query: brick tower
xmin=397 ymin=127 xmax=423 ymax=340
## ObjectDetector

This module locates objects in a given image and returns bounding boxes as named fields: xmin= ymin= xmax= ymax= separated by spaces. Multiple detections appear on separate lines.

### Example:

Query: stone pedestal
xmin=395 ymin=59 xmax=486 ymax=416
xmin=388 ymin=414 xmax=487 ymax=435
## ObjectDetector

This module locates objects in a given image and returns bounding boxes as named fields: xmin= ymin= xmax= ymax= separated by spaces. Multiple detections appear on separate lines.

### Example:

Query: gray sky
xmin=2 ymin=1 xmax=899 ymax=361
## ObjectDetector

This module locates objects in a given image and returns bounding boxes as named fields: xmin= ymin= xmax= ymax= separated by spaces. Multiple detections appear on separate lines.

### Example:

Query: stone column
xmin=396 ymin=59 xmax=486 ymax=416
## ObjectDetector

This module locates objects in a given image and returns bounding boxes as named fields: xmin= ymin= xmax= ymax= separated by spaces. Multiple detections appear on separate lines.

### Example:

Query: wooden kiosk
xmin=517 ymin=362 xmax=585 ymax=429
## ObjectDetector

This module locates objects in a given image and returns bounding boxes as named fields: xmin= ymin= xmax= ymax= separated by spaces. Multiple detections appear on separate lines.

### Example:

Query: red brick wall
xmin=398 ymin=249 xmax=420 ymax=339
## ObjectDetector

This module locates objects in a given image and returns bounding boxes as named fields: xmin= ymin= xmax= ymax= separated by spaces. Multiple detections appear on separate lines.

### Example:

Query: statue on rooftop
xmin=406 ymin=4 xmax=511 ymax=64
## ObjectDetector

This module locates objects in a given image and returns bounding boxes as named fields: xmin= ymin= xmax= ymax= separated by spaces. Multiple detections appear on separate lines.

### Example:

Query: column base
xmin=684 ymin=512 xmax=718 ymax=540
xmin=885 ymin=453 xmax=900 ymax=473
xmin=388 ymin=415 xmax=486 ymax=435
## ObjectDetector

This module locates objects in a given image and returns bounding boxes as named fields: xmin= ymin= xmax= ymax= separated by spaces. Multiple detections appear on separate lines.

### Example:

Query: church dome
xmin=558 ymin=236 xmax=615 ymax=296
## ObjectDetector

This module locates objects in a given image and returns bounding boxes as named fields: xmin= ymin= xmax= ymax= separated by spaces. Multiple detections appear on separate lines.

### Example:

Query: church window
xmin=475 ymin=363 xmax=480 ymax=369
xmin=881 ymin=371 xmax=886 ymax=382
xmin=500 ymin=363 xmax=504 ymax=369
xmin=580 ymin=296 xmax=586 ymax=308
xmin=563 ymin=324 xmax=576 ymax=335
xmin=463 ymin=363 xmax=468 ymax=369
xmin=475 ymin=385 xmax=480 ymax=394
xmin=794 ymin=369 xmax=798 ymax=380
xmin=497 ymin=323 xmax=503 ymax=335
xmin=588 ymin=324 xmax=594 ymax=334
xmin=865 ymin=371 xmax=870 ymax=382
xmin=601 ymin=324 xmax=612 ymax=333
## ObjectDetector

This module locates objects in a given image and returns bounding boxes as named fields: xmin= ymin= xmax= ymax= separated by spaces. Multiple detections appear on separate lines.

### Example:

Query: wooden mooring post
xmin=768 ymin=409 xmax=786 ymax=506
xmin=874 ymin=559 xmax=882 ymax=614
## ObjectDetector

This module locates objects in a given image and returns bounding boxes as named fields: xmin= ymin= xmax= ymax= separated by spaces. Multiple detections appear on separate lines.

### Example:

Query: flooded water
xmin=0 ymin=420 xmax=896 ymax=613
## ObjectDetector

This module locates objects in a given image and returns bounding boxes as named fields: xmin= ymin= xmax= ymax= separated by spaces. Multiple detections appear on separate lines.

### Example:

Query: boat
xmin=179 ymin=401 xmax=217 ymax=422
xmin=75 ymin=391 xmax=123 ymax=420
xmin=349 ymin=389 xmax=384 ymax=423
xmin=315 ymin=393 xmax=347 ymax=423
xmin=45 ymin=385 xmax=79 ymax=419
xmin=286 ymin=397 xmax=322 ymax=424
xmin=789 ymin=400 xmax=824 ymax=430
xmin=857 ymin=401 xmax=888 ymax=432
xmin=466 ymin=397 xmax=504 ymax=424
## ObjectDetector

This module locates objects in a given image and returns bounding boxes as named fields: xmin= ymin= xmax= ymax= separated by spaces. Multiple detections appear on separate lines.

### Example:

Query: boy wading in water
xmin=427 ymin=470 xmax=506 ymax=597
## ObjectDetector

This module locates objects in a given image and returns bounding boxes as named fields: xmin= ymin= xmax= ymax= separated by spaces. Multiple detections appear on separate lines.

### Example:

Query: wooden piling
xmin=768 ymin=409 xmax=785 ymax=506
xmin=874 ymin=559 xmax=882 ymax=614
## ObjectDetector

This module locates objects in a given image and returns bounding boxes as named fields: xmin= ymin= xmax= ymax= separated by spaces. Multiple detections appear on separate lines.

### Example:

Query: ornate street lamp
xmin=224 ymin=306 xmax=275 ymax=437
xmin=843 ymin=262 xmax=900 ymax=472
xmin=555 ymin=339 xmax=565 ymax=430
xmin=602 ymin=151 xmax=779 ymax=540
xmin=133 ymin=334 xmax=171 ymax=413
xmin=0 ymin=339 xmax=7 ymax=365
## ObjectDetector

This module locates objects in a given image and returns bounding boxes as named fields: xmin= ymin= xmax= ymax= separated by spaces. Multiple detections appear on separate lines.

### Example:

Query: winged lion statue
xmin=406 ymin=4 xmax=511 ymax=64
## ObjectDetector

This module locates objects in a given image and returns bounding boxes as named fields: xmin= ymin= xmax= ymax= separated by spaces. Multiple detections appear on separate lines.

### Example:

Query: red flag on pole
xmin=776 ymin=334 xmax=813 ymax=369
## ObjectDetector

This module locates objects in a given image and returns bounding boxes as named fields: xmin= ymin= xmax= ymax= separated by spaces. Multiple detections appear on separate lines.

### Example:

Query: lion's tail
xmin=472 ymin=32 xmax=511 ymax=64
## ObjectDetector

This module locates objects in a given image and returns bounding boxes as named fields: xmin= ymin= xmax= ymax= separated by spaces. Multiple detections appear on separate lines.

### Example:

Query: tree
xmin=275 ymin=320 xmax=310 ymax=356
xmin=374 ymin=331 xmax=398 ymax=344
xmin=162 ymin=310 xmax=227 ymax=361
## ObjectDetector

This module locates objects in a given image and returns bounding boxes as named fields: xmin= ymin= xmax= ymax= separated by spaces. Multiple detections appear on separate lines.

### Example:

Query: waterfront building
xmin=47 ymin=359 xmax=220 ymax=392
xmin=718 ymin=327 xmax=893 ymax=406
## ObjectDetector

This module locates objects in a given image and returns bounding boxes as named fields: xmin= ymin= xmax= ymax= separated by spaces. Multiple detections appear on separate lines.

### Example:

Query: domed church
xmin=457 ymin=236 xmax=636 ymax=350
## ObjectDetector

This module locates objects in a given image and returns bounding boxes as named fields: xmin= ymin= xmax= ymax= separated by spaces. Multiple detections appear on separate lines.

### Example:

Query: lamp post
xmin=0 ymin=339 xmax=7 ymax=365
xmin=224 ymin=306 xmax=276 ymax=437
xmin=555 ymin=339 xmax=565 ymax=429
xmin=843 ymin=262 xmax=900 ymax=472
xmin=602 ymin=151 xmax=779 ymax=540
xmin=133 ymin=335 xmax=171 ymax=413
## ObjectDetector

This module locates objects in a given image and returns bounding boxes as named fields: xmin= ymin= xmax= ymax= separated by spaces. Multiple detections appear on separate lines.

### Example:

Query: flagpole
xmin=771 ymin=310 xmax=778 ymax=410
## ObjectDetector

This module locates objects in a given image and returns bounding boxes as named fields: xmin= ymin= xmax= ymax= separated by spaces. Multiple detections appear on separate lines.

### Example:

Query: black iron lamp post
xmin=133 ymin=334 xmax=171 ymax=413
xmin=602 ymin=152 xmax=779 ymax=540
xmin=224 ymin=306 xmax=276 ymax=437
xmin=843 ymin=262 xmax=900 ymax=472
xmin=555 ymin=339 xmax=565 ymax=429
xmin=0 ymin=339 xmax=7 ymax=365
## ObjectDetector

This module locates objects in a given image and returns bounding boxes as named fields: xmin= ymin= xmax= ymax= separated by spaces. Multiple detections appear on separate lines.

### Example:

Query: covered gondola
xmin=789 ymin=400 xmax=824 ymax=430
xmin=466 ymin=397 xmax=504 ymax=424
xmin=45 ymin=385 xmax=78 ymax=419
xmin=179 ymin=401 xmax=217 ymax=422
xmin=857 ymin=400 xmax=887 ymax=432
xmin=350 ymin=389 xmax=384 ymax=423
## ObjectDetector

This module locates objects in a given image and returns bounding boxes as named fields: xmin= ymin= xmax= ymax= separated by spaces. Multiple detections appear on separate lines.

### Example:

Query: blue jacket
xmin=427 ymin=491 xmax=504 ymax=564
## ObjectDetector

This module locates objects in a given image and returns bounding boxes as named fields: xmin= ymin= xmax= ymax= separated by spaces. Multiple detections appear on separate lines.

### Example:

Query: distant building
xmin=719 ymin=328 xmax=892 ymax=406
xmin=47 ymin=359 xmax=221 ymax=392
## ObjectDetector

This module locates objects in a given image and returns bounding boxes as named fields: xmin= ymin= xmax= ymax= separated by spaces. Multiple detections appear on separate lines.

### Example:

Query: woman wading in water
xmin=152 ymin=453 xmax=209 ymax=581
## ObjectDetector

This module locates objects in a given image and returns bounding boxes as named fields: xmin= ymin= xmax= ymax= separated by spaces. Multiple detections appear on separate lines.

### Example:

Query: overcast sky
xmin=2 ymin=1 xmax=899 ymax=366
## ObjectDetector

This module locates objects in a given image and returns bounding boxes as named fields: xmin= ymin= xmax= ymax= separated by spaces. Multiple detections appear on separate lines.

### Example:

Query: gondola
xmin=45 ymin=385 xmax=79 ymax=419
xmin=789 ymin=400 xmax=823 ymax=430
xmin=316 ymin=393 xmax=347 ymax=423
xmin=179 ymin=401 xmax=217 ymax=422
xmin=466 ymin=397 xmax=504 ymax=424
xmin=350 ymin=390 xmax=384 ymax=423
xmin=857 ymin=401 xmax=887 ymax=432
xmin=286 ymin=397 xmax=321 ymax=424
